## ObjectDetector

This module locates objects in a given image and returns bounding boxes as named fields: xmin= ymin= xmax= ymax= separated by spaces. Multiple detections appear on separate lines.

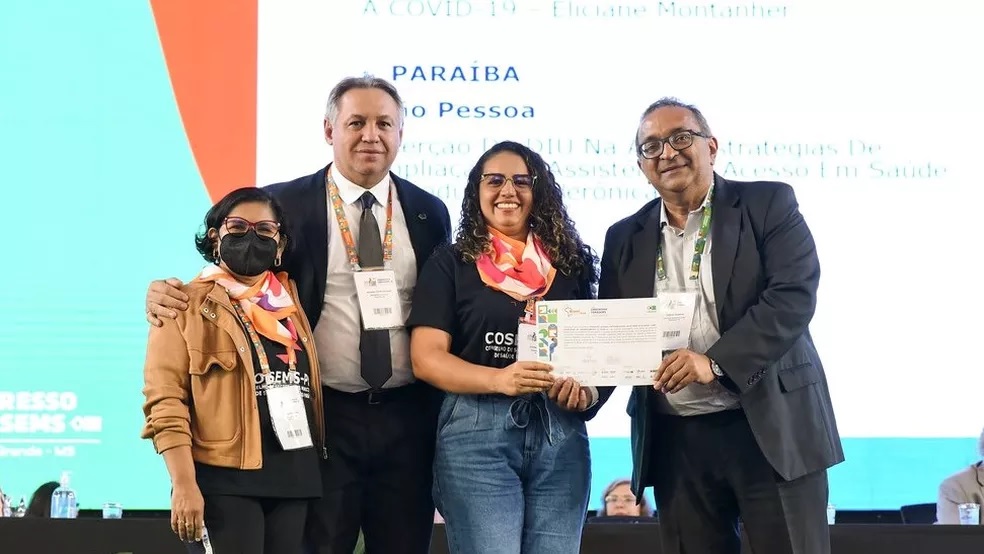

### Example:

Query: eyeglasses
xmin=223 ymin=217 xmax=280 ymax=238
xmin=481 ymin=173 xmax=535 ymax=190
xmin=638 ymin=130 xmax=709 ymax=159
xmin=604 ymin=495 xmax=636 ymax=505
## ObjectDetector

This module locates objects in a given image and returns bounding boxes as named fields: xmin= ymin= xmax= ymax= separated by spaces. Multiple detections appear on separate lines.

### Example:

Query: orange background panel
xmin=150 ymin=0 xmax=258 ymax=201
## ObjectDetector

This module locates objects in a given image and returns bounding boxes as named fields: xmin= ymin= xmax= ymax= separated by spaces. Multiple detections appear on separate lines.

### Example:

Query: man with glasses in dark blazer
xmin=599 ymin=97 xmax=843 ymax=554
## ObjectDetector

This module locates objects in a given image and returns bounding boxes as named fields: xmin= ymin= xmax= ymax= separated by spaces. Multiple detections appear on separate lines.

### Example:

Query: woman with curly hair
xmin=407 ymin=141 xmax=608 ymax=553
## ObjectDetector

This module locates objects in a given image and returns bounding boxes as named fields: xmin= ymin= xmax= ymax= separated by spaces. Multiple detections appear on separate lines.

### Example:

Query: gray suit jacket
xmin=599 ymin=174 xmax=844 ymax=498
xmin=937 ymin=462 xmax=984 ymax=524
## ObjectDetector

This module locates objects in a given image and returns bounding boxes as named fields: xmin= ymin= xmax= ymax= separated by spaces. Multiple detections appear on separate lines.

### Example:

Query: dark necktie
xmin=358 ymin=192 xmax=393 ymax=390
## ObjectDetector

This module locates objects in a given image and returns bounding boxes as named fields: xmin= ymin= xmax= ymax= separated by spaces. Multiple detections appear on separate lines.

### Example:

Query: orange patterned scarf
xmin=475 ymin=228 xmax=556 ymax=301
xmin=197 ymin=266 xmax=301 ymax=366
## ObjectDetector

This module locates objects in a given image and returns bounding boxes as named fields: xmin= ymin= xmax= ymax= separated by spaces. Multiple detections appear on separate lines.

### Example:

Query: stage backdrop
xmin=1 ymin=0 xmax=982 ymax=511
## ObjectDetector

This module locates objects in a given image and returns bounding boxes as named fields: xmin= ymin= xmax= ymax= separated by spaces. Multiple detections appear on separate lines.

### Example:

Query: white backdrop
xmin=255 ymin=0 xmax=984 ymax=439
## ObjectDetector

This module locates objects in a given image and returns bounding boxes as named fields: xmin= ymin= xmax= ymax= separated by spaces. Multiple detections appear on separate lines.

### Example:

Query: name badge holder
xmin=516 ymin=298 xmax=539 ymax=362
xmin=656 ymin=289 xmax=698 ymax=351
xmin=327 ymin=173 xmax=404 ymax=330
xmin=231 ymin=301 xmax=313 ymax=451
xmin=655 ymin=185 xmax=714 ymax=353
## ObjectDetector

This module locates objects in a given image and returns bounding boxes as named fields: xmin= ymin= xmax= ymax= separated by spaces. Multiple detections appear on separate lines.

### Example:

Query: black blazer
xmin=265 ymin=165 xmax=452 ymax=328
xmin=598 ymin=174 xmax=843 ymax=496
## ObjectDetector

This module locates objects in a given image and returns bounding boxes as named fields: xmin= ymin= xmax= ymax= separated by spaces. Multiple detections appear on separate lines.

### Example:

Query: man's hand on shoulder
xmin=146 ymin=278 xmax=189 ymax=327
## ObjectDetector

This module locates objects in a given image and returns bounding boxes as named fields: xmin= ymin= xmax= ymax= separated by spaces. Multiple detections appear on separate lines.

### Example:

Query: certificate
xmin=533 ymin=298 xmax=662 ymax=386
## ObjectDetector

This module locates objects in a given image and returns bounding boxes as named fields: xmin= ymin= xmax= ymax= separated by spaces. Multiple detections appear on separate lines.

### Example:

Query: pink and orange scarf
xmin=197 ymin=266 xmax=301 ymax=366
xmin=475 ymin=228 xmax=556 ymax=301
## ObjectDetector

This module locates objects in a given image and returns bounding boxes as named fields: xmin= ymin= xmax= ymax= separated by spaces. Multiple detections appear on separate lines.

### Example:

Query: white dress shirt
xmin=651 ymin=186 xmax=740 ymax=416
xmin=313 ymin=165 xmax=417 ymax=392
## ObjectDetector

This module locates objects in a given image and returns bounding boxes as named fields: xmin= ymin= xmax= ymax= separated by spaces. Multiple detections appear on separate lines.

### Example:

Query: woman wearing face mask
xmin=141 ymin=187 xmax=323 ymax=554
xmin=408 ymin=141 xmax=608 ymax=554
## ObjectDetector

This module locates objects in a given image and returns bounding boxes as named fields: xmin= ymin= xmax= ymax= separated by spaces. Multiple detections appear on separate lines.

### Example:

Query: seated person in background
xmin=596 ymin=478 xmax=654 ymax=518
xmin=937 ymin=427 xmax=984 ymax=524
xmin=25 ymin=481 xmax=59 ymax=518
xmin=142 ymin=187 xmax=324 ymax=553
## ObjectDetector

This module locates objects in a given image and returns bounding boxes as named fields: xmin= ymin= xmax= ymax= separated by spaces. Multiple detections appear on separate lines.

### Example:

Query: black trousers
xmin=305 ymin=384 xmax=437 ymax=554
xmin=192 ymin=495 xmax=308 ymax=554
xmin=651 ymin=409 xmax=830 ymax=554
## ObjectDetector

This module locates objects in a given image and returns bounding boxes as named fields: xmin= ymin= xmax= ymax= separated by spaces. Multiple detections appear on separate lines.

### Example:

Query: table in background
xmin=2 ymin=518 xmax=983 ymax=553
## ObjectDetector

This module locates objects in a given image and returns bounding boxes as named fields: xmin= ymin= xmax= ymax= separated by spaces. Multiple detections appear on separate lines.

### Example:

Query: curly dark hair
xmin=455 ymin=141 xmax=597 ymax=281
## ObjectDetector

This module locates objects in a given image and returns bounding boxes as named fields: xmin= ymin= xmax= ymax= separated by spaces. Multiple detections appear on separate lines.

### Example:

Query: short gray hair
xmin=635 ymin=97 xmax=712 ymax=149
xmin=324 ymin=75 xmax=404 ymax=126
xmin=979 ymin=427 xmax=984 ymax=458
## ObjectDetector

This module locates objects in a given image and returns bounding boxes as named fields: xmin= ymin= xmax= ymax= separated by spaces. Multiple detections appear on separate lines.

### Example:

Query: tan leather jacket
xmin=141 ymin=274 xmax=324 ymax=469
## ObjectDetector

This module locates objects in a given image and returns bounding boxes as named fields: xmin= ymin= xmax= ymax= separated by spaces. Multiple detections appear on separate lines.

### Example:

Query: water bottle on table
xmin=50 ymin=471 xmax=78 ymax=519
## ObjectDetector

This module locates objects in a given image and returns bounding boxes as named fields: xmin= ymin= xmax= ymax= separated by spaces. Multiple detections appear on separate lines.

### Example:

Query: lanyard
xmin=519 ymin=298 xmax=537 ymax=325
xmin=230 ymin=300 xmax=296 ymax=372
xmin=326 ymin=172 xmax=394 ymax=270
xmin=656 ymin=185 xmax=714 ymax=282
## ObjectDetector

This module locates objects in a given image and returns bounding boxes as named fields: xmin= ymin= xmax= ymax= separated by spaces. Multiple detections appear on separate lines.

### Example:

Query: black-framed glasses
xmin=223 ymin=217 xmax=280 ymax=238
xmin=480 ymin=173 xmax=535 ymax=190
xmin=604 ymin=495 xmax=636 ymax=505
xmin=638 ymin=130 xmax=709 ymax=159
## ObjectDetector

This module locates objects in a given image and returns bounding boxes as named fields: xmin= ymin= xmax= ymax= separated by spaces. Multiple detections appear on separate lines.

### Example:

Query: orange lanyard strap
xmin=326 ymin=172 xmax=394 ymax=270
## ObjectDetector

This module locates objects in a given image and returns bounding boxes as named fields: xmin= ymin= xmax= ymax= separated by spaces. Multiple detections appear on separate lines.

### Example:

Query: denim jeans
xmin=433 ymin=392 xmax=591 ymax=554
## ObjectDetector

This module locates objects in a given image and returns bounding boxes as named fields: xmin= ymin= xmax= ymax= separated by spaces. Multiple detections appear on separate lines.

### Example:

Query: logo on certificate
xmin=537 ymin=324 xmax=559 ymax=361
xmin=537 ymin=305 xmax=558 ymax=324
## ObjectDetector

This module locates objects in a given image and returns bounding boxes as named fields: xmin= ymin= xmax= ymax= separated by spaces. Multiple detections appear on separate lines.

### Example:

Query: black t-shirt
xmin=196 ymin=318 xmax=322 ymax=498
xmin=407 ymin=244 xmax=594 ymax=367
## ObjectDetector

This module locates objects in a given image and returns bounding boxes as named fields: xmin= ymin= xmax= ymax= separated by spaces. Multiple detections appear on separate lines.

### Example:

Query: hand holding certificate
xmin=653 ymin=348 xmax=716 ymax=394
xmin=491 ymin=360 xmax=555 ymax=396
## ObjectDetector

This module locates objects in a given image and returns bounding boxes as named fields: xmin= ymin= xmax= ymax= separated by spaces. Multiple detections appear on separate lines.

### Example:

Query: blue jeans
xmin=433 ymin=392 xmax=591 ymax=554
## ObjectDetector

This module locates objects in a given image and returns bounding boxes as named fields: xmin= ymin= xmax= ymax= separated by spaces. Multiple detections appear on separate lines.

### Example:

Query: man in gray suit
xmin=937 ymin=428 xmax=984 ymax=524
xmin=599 ymin=98 xmax=843 ymax=553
